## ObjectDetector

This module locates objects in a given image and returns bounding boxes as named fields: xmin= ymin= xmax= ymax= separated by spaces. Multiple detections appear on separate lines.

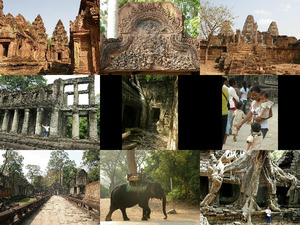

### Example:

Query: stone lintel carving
xmin=100 ymin=2 xmax=200 ymax=74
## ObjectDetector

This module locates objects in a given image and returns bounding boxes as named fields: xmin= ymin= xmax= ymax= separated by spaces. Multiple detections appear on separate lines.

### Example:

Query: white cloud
xmin=257 ymin=18 xmax=273 ymax=26
xmin=254 ymin=9 xmax=270 ymax=15
xmin=285 ymin=3 xmax=292 ymax=12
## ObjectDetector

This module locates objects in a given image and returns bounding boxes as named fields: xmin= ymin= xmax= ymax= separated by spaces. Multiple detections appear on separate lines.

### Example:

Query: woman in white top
xmin=237 ymin=86 xmax=272 ymax=139
xmin=239 ymin=81 xmax=249 ymax=115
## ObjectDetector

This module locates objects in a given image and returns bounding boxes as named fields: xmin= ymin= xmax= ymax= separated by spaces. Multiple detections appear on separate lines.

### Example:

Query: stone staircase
xmin=227 ymin=44 xmax=262 ymax=75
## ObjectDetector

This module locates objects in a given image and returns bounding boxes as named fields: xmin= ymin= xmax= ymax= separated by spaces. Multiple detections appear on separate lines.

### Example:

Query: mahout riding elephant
xmin=105 ymin=181 xmax=167 ymax=221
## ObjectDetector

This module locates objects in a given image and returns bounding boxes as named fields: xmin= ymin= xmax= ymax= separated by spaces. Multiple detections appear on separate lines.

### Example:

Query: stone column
xmin=72 ymin=110 xmax=80 ymax=139
xmin=89 ymin=109 xmax=98 ymax=141
xmin=1 ymin=110 xmax=9 ymax=132
xmin=74 ymin=40 xmax=80 ymax=69
xmin=89 ymin=76 xmax=95 ymax=105
xmin=10 ymin=109 xmax=19 ymax=133
xmin=74 ymin=82 xmax=79 ymax=106
xmin=50 ymin=107 xmax=59 ymax=137
xmin=35 ymin=108 xmax=44 ymax=136
xmin=21 ymin=109 xmax=30 ymax=134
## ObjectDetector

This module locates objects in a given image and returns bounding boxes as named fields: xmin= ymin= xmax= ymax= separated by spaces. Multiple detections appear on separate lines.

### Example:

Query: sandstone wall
xmin=84 ymin=181 xmax=100 ymax=202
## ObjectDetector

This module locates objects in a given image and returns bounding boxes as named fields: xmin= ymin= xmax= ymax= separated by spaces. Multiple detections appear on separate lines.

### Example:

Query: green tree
xmin=200 ymin=0 xmax=236 ymax=64
xmin=0 ymin=75 xmax=46 ymax=91
xmin=82 ymin=150 xmax=100 ymax=183
xmin=0 ymin=150 xmax=24 ymax=179
xmin=25 ymin=164 xmax=42 ymax=184
xmin=100 ymin=150 xmax=127 ymax=191
xmin=33 ymin=175 xmax=46 ymax=188
xmin=145 ymin=150 xmax=200 ymax=204
xmin=47 ymin=150 xmax=76 ymax=188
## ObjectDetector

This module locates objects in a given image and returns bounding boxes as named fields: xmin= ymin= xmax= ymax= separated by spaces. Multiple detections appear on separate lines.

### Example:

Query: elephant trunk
xmin=162 ymin=194 xmax=167 ymax=219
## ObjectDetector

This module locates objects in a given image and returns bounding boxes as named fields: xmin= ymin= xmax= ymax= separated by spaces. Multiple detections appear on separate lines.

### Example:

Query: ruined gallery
xmin=122 ymin=75 xmax=178 ymax=150
xmin=200 ymin=15 xmax=300 ymax=75
xmin=200 ymin=150 xmax=300 ymax=224
xmin=100 ymin=2 xmax=200 ymax=75
xmin=0 ymin=76 xmax=99 ymax=150
xmin=0 ymin=0 xmax=99 ymax=75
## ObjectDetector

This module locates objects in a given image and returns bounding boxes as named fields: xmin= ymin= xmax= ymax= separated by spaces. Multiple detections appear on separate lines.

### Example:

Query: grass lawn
xmin=11 ymin=198 xmax=36 ymax=206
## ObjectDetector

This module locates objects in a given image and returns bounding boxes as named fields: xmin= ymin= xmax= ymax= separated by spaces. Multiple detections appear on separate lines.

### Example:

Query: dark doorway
xmin=58 ymin=52 xmax=62 ymax=61
xmin=122 ymin=105 xmax=140 ymax=132
xmin=219 ymin=183 xmax=240 ymax=205
xmin=3 ymin=43 xmax=9 ymax=57
xmin=200 ymin=176 xmax=209 ymax=201
xmin=277 ymin=187 xmax=289 ymax=206
xmin=151 ymin=108 xmax=160 ymax=123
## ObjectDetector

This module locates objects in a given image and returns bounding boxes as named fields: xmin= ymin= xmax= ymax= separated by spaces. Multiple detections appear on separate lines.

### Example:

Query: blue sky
xmin=211 ymin=0 xmax=300 ymax=39
xmin=3 ymin=0 xmax=81 ymax=39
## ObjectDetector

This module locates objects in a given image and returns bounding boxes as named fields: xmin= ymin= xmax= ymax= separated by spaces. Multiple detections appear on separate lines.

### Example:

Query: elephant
xmin=105 ymin=181 xmax=168 ymax=221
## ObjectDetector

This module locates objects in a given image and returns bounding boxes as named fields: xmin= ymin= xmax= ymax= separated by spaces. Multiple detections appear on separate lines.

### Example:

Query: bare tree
xmin=200 ymin=0 xmax=235 ymax=64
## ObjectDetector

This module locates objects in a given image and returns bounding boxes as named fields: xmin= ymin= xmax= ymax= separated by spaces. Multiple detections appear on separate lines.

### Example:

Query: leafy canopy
xmin=0 ymin=75 xmax=46 ymax=91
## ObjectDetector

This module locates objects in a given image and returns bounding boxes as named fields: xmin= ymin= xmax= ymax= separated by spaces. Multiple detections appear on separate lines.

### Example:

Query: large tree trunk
xmin=130 ymin=75 xmax=148 ymax=129
xmin=167 ymin=76 xmax=178 ymax=150
xmin=204 ymin=46 xmax=209 ymax=65
xmin=107 ymin=0 xmax=119 ymax=39
xmin=126 ymin=150 xmax=137 ymax=174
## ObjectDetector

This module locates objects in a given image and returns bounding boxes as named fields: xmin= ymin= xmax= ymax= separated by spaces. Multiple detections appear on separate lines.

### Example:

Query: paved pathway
xmin=100 ymin=221 xmax=198 ymax=225
xmin=23 ymin=195 xmax=98 ymax=225
xmin=223 ymin=104 xmax=278 ymax=150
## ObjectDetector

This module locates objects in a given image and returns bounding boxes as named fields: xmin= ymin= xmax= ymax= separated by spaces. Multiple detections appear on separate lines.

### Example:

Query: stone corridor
xmin=22 ymin=195 xmax=97 ymax=225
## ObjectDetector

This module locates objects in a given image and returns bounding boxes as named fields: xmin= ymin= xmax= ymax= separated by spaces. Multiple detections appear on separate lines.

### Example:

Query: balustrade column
xmin=35 ymin=108 xmax=44 ymax=136
xmin=89 ymin=109 xmax=98 ymax=141
xmin=1 ymin=110 xmax=9 ymax=132
xmin=21 ymin=109 xmax=30 ymax=134
xmin=10 ymin=109 xmax=19 ymax=133
xmin=72 ymin=110 xmax=80 ymax=139
xmin=50 ymin=107 xmax=59 ymax=137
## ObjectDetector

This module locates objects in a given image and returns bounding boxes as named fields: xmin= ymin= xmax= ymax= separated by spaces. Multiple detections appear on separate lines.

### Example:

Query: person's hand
xmin=237 ymin=123 xmax=242 ymax=131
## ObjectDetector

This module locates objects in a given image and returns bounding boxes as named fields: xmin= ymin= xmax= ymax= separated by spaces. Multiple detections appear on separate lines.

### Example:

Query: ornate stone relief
xmin=100 ymin=2 xmax=200 ymax=74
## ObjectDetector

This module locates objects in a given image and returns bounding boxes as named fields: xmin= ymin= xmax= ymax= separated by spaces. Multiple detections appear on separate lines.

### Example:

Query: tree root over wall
xmin=200 ymin=150 xmax=300 ymax=224
xmin=122 ymin=128 xmax=168 ymax=150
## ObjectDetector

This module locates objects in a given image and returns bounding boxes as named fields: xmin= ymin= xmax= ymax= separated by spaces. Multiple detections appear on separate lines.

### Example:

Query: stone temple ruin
xmin=69 ymin=169 xmax=100 ymax=206
xmin=70 ymin=169 xmax=87 ymax=196
xmin=122 ymin=75 xmax=177 ymax=150
xmin=0 ymin=0 xmax=99 ymax=75
xmin=200 ymin=15 xmax=300 ymax=75
xmin=70 ymin=0 xmax=100 ymax=75
xmin=200 ymin=150 xmax=300 ymax=224
xmin=100 ymin=2 xmax=200 ymax=75
xmin=0 ymin=76 xmax=99 ymax=150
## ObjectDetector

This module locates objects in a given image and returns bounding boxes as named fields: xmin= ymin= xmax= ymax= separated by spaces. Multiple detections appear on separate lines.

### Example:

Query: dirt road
xmin=100 ymin=198 xmax=199 ymax=223
xmin=23 ymin=195 xmax=98 ymax=225
xmin=200 ymin=60 xmax=225 ymax=75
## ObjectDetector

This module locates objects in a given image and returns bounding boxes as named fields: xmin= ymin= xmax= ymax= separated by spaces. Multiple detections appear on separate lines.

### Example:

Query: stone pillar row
xmin=0 ymin=108 xmax=98 ymax=140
